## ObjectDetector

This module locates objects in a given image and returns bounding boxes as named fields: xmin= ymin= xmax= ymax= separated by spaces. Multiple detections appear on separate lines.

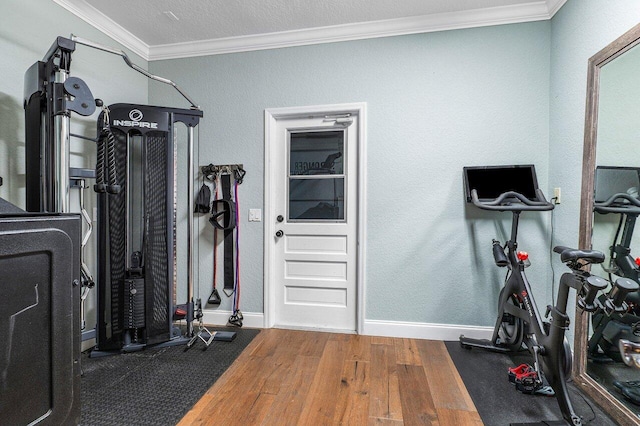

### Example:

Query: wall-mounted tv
xmin=463 ymin=165 xmax=540 ymax=202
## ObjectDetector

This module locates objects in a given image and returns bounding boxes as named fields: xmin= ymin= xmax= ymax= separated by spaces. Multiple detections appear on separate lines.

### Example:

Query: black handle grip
xmin=94 ymin=128 xmax=106 ymax=193
xmin=471 ymin=189 xmax=554 ymax=212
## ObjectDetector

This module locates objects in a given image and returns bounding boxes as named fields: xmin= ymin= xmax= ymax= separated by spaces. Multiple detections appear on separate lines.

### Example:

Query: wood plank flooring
xmin=178 ymin=329 xmax=483 ymax=425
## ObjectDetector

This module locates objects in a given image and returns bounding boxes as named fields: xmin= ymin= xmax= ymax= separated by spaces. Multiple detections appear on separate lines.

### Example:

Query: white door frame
xmin=264 ymin=103 xmax=367 ymax=334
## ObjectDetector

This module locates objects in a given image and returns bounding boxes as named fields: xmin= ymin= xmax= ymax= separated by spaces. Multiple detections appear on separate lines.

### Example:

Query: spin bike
xmin=460 ymin=188 xmax=614 ymax=426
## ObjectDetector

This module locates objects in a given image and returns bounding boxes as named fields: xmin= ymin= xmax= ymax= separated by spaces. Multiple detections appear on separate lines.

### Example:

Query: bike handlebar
xmin=470 ymin=189 xmax=554 ymax=212
xmin=594 ymin=192 xmax=640 ymax=215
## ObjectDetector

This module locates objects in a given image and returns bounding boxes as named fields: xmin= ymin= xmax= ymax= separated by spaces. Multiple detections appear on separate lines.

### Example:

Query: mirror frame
xmin=577 ymin=22 xmax=640 ymax=426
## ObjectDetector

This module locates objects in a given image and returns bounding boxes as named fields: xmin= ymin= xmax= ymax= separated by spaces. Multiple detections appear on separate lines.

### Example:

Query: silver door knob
xmin=275 ymin=230 xmax=284 ymax=238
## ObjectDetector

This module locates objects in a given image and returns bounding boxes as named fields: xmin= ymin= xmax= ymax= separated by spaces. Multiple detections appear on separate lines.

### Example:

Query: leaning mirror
xmin=577 ymin=23 xmax=640 ymax=425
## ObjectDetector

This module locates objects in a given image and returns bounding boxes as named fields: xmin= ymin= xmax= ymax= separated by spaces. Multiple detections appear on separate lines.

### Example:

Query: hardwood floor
xmin=179 ymin=329 xmax=482 ymax=426
xmin=178 ymin=329 xmax=483 ymax=425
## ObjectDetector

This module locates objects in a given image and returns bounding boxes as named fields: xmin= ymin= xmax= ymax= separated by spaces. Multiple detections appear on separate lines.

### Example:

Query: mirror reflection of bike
xmin=591 ymin=166 xmax=640 ymax=364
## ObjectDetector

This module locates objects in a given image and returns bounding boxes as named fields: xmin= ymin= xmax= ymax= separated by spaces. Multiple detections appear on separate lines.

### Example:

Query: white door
xmin=266 ymin=106 xmax=362 ymax=332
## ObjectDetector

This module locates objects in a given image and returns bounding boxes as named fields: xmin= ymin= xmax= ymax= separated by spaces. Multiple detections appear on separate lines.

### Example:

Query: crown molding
xmin=149 ymin=1 xmax=555 ymax=60
xmin=546 ymin=0 xmax=568 ymax=17
xmin=54 ymin=0 xmax=565 ymax=62
xmin=53 ymin=0 xmax=150 ymax=60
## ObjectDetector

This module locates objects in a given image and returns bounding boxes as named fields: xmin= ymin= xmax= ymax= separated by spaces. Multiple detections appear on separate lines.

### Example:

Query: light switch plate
xmin=249 ymin=208 xmax=262 ymax=222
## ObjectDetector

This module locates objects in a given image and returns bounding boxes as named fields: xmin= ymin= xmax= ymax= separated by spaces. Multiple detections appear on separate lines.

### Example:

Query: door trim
xmin=264 ymin=103 xmax=367 ymax=334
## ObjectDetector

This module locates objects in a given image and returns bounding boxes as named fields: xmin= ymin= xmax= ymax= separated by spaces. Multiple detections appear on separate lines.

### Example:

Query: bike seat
xmin=553 ymin=246 xmax=605 ymax=264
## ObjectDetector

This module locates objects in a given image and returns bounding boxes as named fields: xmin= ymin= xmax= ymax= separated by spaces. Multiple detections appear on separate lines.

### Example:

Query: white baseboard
xmin=197 ymin=313 xmax=492 ymax=341
xmin=201 ymin=309 xmax=264 ymax=328
xmin=362 ymin=319 xmax=493 ymax=341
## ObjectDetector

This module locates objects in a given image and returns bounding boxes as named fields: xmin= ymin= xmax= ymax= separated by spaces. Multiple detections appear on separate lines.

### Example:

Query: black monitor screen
xmin=464 ymin=165 xmax=539 ymax=202
xmin=594 ymin=166 xmax=640 ymax=203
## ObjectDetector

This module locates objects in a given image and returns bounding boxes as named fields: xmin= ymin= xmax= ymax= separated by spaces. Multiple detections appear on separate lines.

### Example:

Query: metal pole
xmin=126 ymin=134 xmax=131 ymax=270
xmin=53 ymin=69 xmax=71 ymax=212
xmin=70 ymin=35 xmax=200 ymax=110
xmin=187 ymin=125 xmax=195 ymax=337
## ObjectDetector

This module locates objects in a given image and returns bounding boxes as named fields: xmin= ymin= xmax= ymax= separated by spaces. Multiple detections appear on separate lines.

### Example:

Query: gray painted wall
xmin=3 ymin=0 xmax=640 ymax=332
xmin=149 ymin=22 xmax=552 ymax=326
xmin=149 ymin=0 xmax=640 ymax=328
xmin=548 ymin=1 xmax=640 ymax=339
xmin=549 ymin=1 xmax=640 ymax=257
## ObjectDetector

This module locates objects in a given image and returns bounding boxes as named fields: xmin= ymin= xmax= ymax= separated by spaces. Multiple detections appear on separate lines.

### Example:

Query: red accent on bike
xmin=635 ymin=257 xmax=640 ymax=266
xmin=517 ymin=251 xmax=529 ymax=261
xmin=521 ymin=290 xmax=528 ymax=298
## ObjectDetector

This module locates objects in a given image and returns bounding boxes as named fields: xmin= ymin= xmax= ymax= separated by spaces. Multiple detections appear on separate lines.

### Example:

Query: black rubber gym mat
xmin=81 ymin=327 xmax=259 ymax=426
xmin=445 ymin=341 xmax=617 ymax=425
xmin=588 ymin=359 xmax=640 ymax=414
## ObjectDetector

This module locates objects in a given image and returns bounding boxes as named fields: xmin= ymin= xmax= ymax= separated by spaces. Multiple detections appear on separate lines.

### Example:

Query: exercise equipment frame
xmin=24 ymin=35 xmax=202 ymax=352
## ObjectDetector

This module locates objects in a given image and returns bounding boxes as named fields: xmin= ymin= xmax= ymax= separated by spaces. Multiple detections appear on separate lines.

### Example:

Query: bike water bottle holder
xmin=492 ymin=239 xmax=508 ymax=267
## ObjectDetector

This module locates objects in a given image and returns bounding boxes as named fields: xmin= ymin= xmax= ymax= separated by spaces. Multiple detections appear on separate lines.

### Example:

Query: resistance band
xmin=207 ymin=180 xmax=221 ymax=305
xmin=228 ymin=179 xmax=242 ymax=327
xmin=207 ymin=168 xmax=245 ymax=326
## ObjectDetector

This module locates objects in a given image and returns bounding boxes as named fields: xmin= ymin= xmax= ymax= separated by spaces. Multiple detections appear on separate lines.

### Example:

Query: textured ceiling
xmin=82 ymin=0 xmax=537 ymax=45
xmin=56 ymin=0 xmax=566 ymax=60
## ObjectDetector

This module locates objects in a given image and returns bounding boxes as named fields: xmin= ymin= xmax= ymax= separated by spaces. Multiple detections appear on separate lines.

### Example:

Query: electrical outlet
xmin=554 ymin=187 xmax=561 ymax=204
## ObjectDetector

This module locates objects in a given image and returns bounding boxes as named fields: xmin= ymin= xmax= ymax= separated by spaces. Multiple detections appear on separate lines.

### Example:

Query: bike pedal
xmin=508 ymin=364 xmax=532 ymax=383
xmin=515 ymin=376 xmax=538 ymax=394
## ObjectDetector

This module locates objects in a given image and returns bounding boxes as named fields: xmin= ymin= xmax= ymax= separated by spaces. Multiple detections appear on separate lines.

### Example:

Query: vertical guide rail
xmin=187 ymin=125 xmax=195 ymax=337
xmin=53 ymin=69 xmax=71 ymax=212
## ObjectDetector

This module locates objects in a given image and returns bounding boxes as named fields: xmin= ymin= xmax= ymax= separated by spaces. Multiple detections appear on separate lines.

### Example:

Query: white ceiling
xmin=54 ymin=0 xmax=566 ymax=61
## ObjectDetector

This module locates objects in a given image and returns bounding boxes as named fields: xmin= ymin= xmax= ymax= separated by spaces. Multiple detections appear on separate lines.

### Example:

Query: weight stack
xmin=123 ymin=278 xmax=145 ymax=329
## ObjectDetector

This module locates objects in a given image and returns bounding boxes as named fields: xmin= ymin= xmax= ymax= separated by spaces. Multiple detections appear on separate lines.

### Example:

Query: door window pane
xmin=290 ymin=131 xmax=344 ymax=176
xmin=288 ymin=130 xmax=346 ymax=221
xmin=289 ymin=178 xmax=344 ymax=220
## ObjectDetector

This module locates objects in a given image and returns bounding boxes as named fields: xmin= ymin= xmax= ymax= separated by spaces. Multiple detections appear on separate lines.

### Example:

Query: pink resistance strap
xmin=228 ymin=179 xmax=243 ymax=327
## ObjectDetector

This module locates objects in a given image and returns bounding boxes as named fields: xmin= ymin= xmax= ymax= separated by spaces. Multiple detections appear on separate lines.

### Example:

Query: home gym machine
xmin=24 ymin=35 xmax=202 ymax=355
xmin=589 ymin=166 xmax=640 ymax=362
xmin=458 ymin=165 xmax=635 ymax=426
xmin=93 ymin=104 xmax=202 ymax=353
